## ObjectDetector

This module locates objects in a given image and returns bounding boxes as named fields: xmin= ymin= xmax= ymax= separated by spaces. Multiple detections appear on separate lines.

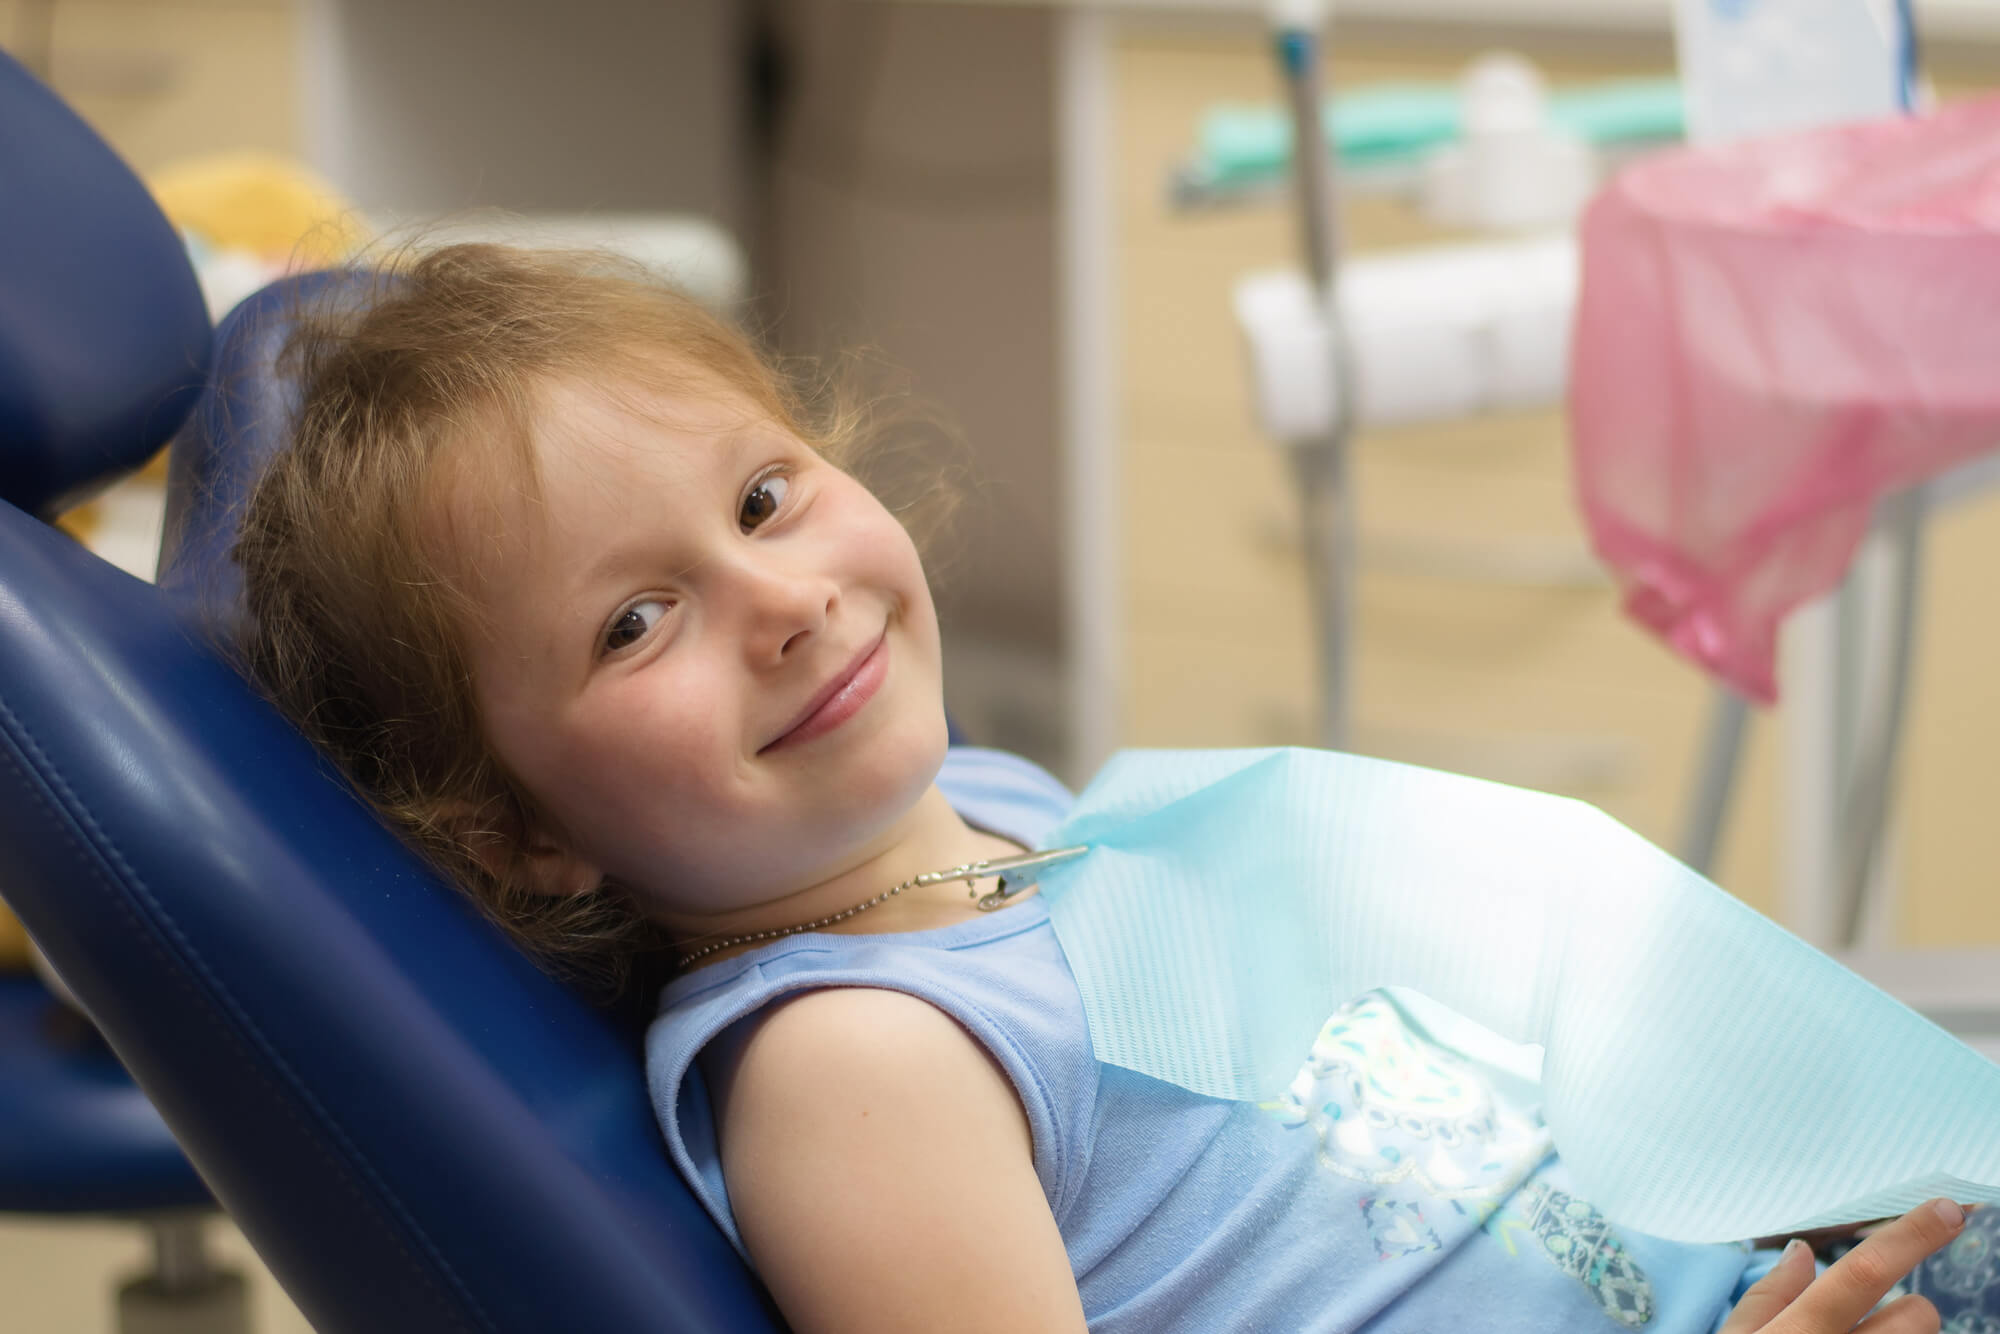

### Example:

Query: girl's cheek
xmin=615 ymin=665 xmax=731 ymax=756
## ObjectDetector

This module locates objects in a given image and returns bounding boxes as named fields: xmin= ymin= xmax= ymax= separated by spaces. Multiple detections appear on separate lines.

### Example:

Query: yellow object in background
xmin=54 ymin=505 xmax=100 ymax=544
xmin=0 ymin=909 xmax=31 ymax=974
xmin=135 ymin=153 xmax=370 ymax=481
xmin=148 ymin=150 xmax=367 ymax=265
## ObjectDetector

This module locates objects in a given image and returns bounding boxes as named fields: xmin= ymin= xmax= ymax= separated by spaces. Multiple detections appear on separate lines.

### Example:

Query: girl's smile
xmin=761 ymin=629 xmax=889 ymax=753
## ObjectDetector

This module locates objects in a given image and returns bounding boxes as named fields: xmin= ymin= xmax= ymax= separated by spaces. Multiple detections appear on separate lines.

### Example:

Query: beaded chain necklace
xmin=674 ymin=845 xmax=1090 ymax=967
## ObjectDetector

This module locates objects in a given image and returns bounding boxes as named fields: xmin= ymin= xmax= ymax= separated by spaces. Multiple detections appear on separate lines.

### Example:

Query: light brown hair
xmin=234 ymin=243 xmax=958 ymax=999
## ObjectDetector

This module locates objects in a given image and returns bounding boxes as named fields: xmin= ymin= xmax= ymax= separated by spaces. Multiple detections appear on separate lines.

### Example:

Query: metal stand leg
xmin=1293 ymin=443 xmax=1356 ymax=752
xmin=1683 ymin=487 xmax=1928 ymax=925
xmin=1833 ymin=489 xmax=1927 ymax=947
xmin=1680 ymin=686 xmax=1750 ymax=875
xmin=116 ymin=1214 xmax=252 ymax=1334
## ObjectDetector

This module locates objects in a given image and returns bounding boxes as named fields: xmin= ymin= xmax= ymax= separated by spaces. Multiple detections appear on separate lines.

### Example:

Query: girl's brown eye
xmin=741 ymin=474 xmax=789 ymax=531
xmin=603 ymin=600 xmax=667 ymax=655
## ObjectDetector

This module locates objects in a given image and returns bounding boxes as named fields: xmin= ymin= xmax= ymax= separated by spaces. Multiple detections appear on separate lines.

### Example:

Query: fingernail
xmin=1782 ymin=1238 xmax=1811 ymax=1268
xmin=1932 ymin=1199 xmax=1966 ymax=1229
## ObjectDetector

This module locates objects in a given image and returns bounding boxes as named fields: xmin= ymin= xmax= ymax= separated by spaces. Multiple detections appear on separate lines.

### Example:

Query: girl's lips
xmin=763 ymin=634 xmax=888 ymax=752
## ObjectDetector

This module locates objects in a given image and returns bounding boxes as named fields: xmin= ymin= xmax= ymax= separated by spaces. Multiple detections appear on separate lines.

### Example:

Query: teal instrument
xmin=1189 ymin=78 xmax=1684 ymax=191
xmin=1030 ymin=747 xmax=2000 ymax=1243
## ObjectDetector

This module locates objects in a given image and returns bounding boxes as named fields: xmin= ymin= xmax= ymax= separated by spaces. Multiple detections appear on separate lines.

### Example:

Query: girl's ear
xmin=431 ymin=797 xmax=605 ymax=899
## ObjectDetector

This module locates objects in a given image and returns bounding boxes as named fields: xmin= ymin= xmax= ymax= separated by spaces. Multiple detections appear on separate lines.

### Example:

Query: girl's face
xmin=450 ymin=377 xmax=949 ymax=919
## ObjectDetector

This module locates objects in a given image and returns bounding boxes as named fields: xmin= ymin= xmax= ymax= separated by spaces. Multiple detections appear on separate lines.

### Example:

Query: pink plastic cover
xmin=1570 ymin=94 xmax=2000 ymax=703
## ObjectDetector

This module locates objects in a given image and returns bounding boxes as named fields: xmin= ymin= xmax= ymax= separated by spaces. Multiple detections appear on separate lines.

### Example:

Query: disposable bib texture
xmin=1033 ymin=748 xmax=2000 ymax=1243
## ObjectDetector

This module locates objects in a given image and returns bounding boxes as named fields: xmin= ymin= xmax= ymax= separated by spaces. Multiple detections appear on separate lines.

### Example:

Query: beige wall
xmin=2 ymin=0 xmax=299 ymax=170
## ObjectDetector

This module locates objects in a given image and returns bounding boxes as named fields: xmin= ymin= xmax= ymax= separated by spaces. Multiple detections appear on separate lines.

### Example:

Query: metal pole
xmin=151 ymin=1215 xmax=216 ymax=1293
xmin=1275 ymin=21 xmax=1358 ymax=751
xmin=1834 ymin=488 xmax=1927 ymax=946
xmin=1056 ymin=8 xmax=1120 ymax=783
xmin=1679 ymin=686 xmax=1749 ymax=874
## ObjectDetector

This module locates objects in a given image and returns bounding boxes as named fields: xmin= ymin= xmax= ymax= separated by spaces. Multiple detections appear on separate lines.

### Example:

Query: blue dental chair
xmin=0 ymin=47 xmax=983 ymax=1334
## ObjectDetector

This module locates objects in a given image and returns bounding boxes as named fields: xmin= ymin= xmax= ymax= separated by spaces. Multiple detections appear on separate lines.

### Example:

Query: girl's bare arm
xmin=711 ymin=987 xmax=1090 ymax=1334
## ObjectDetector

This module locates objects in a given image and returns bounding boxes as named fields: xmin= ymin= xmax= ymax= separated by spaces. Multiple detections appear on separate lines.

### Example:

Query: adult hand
xmin=1719 ymin=1199 xmax=1967 ymax=1333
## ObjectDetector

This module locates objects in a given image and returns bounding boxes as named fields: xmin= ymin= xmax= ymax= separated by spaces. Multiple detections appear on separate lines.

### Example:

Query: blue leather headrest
xmin=158 ymin=271 xmax=360 ymax=636
xmin=0 ymin=50 xmax=210 ymax=517
xmin=0 ymin=500 xmax=779 ymax=1332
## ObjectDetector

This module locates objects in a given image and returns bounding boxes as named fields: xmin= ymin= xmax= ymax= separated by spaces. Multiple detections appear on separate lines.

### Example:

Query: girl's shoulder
xmin=646 ymin=903 xmax=1097 ymax=1261
xmin=706 ymin=984 xmax=1028 ymax=1138
xmin=701 ymin=983 xmax=1089 ymax=1331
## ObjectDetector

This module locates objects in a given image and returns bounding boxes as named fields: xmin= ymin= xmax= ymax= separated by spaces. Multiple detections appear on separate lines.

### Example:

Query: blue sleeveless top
xmin=647 ymin=747 xmax=1759 ymax=1333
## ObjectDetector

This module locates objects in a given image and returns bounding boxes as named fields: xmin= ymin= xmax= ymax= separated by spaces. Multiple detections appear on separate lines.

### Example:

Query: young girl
xmin=235 ymin=245 xmax=1976 ymax=1334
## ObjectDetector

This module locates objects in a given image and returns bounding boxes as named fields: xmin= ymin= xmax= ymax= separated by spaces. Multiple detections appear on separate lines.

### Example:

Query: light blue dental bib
xmin=1031 ymin=747 xmax=2000 ymax=1243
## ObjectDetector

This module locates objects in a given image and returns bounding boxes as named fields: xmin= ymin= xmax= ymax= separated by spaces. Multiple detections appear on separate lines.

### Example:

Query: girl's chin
xmin=866 ymin=714 xmax=951 ymax=799
xmin=837 ymin=718 xmax=950 ymax=826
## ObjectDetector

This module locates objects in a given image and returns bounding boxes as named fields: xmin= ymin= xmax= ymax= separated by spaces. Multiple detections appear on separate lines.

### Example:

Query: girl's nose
xmin=733 ymin=557 xmax=837 ymax=663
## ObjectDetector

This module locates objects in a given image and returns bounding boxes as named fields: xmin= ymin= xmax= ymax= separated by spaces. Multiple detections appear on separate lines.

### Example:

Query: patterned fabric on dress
xmin=1871 ymin=1205 xmax=2000 ymax=1333
xmin=1264 ymin=993 xmax=1664 ymax=1326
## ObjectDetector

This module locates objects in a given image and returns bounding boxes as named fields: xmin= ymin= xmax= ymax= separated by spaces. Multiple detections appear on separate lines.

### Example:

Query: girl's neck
xmin=655 ymin=784 xmax=1028 ymax=968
